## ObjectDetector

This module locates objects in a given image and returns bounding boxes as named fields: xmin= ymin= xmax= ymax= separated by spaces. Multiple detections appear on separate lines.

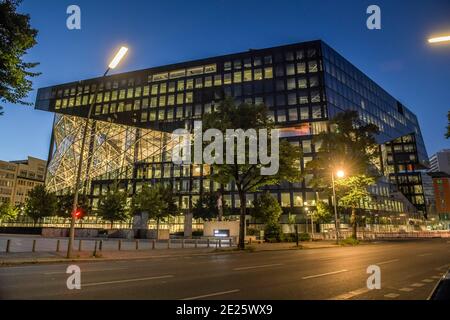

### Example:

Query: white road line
xmin=399 ymin=287 xmax=414 ymax=292
xmin=330 ymin=287 xmax=369 ymax=300
xmin=384 ymin=293 xmax=400 ymax=298
xmin=233 ymin=263 xmax=283 ymax=271
xmin=44 ymin=267 xmax=127 ymax=275
xmin=375 ymin=259 xmax=399 ymax=265
xmin=418 ymin=253 xmax=432 ymax=257
xmin=83 ymin=275 xmax=174 ymax=287
xmin=181 ymin=289 xmax=240 ymax=300
xmin=422 ymin=279 xmax=434 ymax=283
xmin=411 ymin=283 xmax=425 ymax=287
xmin=302 ymin=269 xmax=348 ymax=280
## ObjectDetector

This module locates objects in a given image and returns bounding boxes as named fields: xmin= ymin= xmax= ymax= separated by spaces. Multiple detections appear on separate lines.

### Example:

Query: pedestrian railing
xmin=0 ymin=236 xmax=236 ymax=254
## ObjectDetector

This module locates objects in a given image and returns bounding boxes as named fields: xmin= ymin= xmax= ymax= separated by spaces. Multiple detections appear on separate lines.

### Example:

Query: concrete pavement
xmin=0 ymin=239 xmax=449 ymax=299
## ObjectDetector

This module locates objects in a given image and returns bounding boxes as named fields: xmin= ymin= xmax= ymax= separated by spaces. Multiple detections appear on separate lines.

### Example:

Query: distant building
xmin=0 ymin=157 xmax=47 ymax=206
xmin=429 ymin=149 xmax=450 ymax=175
xmin=428 ymin=172 xmax=450 ymax=226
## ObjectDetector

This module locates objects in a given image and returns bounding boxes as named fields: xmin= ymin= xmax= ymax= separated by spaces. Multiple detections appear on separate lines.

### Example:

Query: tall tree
xmin=0 ymin=0 xmax=40 ymax=115
xmin=335 ymin=175 xmax=376 ymax=239
xmin=0 ymin=201 xmax=18 ymax=222
xmin=192 ymin=192 xmax=230 ymax=221
xmin=97 ymin=187 xmax=129 ymax=228
xmin=203 ymin=98 xmax=302 ymax=249
xmin=24 ymin=185 xmax=57 ymax=225
xmin=306 ymin=110 xmax=380 ymax=239
xmin=131 ymin=184 xmax=178 ymax=238
xmin=56 ymin=192 xmax=90 ymax=218
xmin=252 ymin=192 xmax=282 ymax=225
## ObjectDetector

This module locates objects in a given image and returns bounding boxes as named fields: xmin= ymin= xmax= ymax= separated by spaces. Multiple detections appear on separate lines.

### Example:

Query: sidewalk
xmin=0 ymin=240 xmax=342 ymax=266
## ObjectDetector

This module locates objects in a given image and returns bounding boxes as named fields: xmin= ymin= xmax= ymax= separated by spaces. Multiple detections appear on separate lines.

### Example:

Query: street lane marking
xmin=422 ymin=279 xmax=433 ymax=283
xmin=384 ymin=293 xmax=400 ymax=298
xmin=411 ymin=283 xmax=424 ymax=287
xmin=418 ymin=253 xmax=432 ymax=257
xmin=44 ymin=267 xmax=127 ymax=275
xmin=399 ymin=287 xmax=414 ymax=292
xmin=83 ymin=274 xmax=174 ymax=287
xmin=330 ymin=287 xmax=369 ymax=300
xmin=233 ymin=263 xmax=283 ymax=271
xmin=302 ymin=269 xmax=348 ymax=280
xmin=181 ymin=289 xmax=240 ymax=300
xmin=375 ymin=259 xmax=399 ymax=265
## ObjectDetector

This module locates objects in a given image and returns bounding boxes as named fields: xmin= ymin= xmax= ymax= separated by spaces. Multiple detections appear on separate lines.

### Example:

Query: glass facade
xmin=35 ymin=40 xmax=428 ymax=220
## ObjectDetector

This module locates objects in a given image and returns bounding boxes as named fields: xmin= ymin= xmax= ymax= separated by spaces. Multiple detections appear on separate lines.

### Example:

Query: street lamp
xmin=331 ymin=169 xmax=345 ymax=244
xmin=67 ymin=46 xmax=128 ymax=258
xmin=428 ymin=35 xmax=450 ymax=44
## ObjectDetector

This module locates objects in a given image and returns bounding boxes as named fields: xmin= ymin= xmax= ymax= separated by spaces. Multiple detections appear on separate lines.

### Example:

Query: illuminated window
xmin=177 ymin=80 xmax=184 ymax=91
xmin=281 ymin=193 xmax=291 ymax=207
xmin=176 ymin=93 xmax=184 ymax=105
xmin=224 ymin=62 xmax=231 ymax=71
xmin=302 ymin=140 xmax=312 ymax=153
xmin=168 ymin=82 xmax=175 ymax=93
xmin=287 ymin=78 xmax=296 ymax=90
xmin=311 ymin=91 xmax=321 ymax=103
xmin=299 ymin=94 xmax=308 ymax=105
xmin=205 ymin=76 xmax=212 ymax=87
xmin=312 ymin=106 xmax=322 ymax=119
xmin=264 ymin=67 xmax=273 ymax=79
xmin=204 ymin=64 xmax=216 ymax=73
xmin=186 ymin=79 xmax=193 ymax=89
xmin=308 ymin=61 xmax=318 ymax=73
xmin=286 ymin=63 xmax=295 ymax=76
xmin=298 ymin=78 xmax=307 ymax=89
xmin=150 ymin=97 xmax=157 ymax=108
xmin=300 ymin=107 xmax=309 ymax=120
xmin=243 ymin=69 xmax=252 ymax=82
xmin=169 ymin=69 xmax=186 ymax=79
xmin=110 ymin=103 xmax=117 ymax=113
xmin=103 ymin=92 xmax=110 ymax=102
xmin=55 ymin=99 xmax=61 ymax=109
xmin=159 ymin=96 xmax=166 ymax=107
xmin=277 ymin=110 xmax=286 ymax=122
xmin=153 ymin=72 xmax=169 ymax=81
xmin=224 ymin=73 xmax=231 ymax=84
xmin=142 ymin=98 xmax=149 ymax=108
xmin=185 ymin=92 xmax=193 ymax=103
xmin=195 ymin=78 xmax=203 ymax=88
xmin=233 ymin=60 xmax=241 ymax=70
xmin=151 ymin=85 xmax=158 ymax=95
xmin=254 ymin=69 xmax=263 ymax=80
xmin=127 ymin=88 xmax=134 ymax=99
xmin=111 ymin=91 xmax=117 ymax=101
xmin=297 ymin=62 xmax=306 ymax=74
xmin=140 ymin=112 xmax=147 ymax=122
xmin=288 ymin=93 xmax=297 ymax=105
xmin=293 ymin=193 xmax=303 ymax=207
xmin=288 ymin=108 xmax=298 ymax=121
xmin=160 ymin=83 xmax=167 ymax=94
xmin=234 ymin=72 xmax=242 ymax=83
xmin=214 ymin=75 xmax=222 ymax=86
xmin=309 ymin=76 xmax=319 ymax=87
xmin=133 ymin=99 xmax=141 ymax=110
xmin=168 ymin=95 xmax=175 ymax=106
xmin=119 ymin=89 xmax=126 ymax=99
xmin=118 ymin=102 xmax=124 ymax=112
xmin=187 ymin=66 xmax=203 ymax=76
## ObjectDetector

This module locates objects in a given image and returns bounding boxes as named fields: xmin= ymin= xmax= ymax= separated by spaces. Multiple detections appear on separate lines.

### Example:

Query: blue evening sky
xmin=0 ymin=0 xmax=449 ymax=161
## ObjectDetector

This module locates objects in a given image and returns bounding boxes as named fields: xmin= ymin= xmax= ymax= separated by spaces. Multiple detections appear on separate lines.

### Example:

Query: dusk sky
xmin=0 ymin=0 xmax=449 ymax=161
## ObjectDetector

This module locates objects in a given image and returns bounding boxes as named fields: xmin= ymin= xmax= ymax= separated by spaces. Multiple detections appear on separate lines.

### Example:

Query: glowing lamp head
xmin=336 ymin=170 xmax=345 ymax=178
xmin=108 ymin=46 xmax=128 ymax=69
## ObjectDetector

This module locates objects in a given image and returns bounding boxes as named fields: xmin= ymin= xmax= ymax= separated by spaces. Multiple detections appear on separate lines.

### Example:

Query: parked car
xmin=429 ymin=270 xmax=450 ymax=300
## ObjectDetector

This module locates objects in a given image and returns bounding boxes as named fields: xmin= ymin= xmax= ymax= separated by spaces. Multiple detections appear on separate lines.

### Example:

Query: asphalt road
xmin=0 ymin=239 xmax=449 ymax=300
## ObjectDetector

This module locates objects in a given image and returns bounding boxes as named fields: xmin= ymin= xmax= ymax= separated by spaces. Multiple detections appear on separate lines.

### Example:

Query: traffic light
xmin=72 ymin=207 xmax=85 ymax=220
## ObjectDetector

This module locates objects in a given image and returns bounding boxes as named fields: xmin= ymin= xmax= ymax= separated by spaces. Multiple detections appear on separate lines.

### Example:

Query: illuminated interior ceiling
xmin=46 ymin=114 xmax=178 ymax=193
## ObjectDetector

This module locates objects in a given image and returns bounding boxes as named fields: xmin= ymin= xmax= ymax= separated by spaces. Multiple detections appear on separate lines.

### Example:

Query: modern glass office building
xmin=35 ymin=40 xmax=429 ymax=226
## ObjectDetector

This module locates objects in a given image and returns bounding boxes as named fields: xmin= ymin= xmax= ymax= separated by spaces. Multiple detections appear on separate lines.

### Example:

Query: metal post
xmin=56 ymin=239 xmax=60 ymax=252
xmin=99 ymin=240 xmax=103 ymax=251
xmin=195 ymin=239 xmax=198 ymax=248
xmin=78 ymin=239 xmax=82 ymax=251
xmin=207 ymin=238 xmax=210 ymax=248
xmin=135 ymin=239 xmax=139 ymax=250
xmin=182 ymin=239 xmax=185 ymax=249
xmin=219 ymin=239 xmax=222 ymax=248
xmin=295 ymin=224 xmax=299 ymax=247
xmin=6 ymin=239 xmax=11 ymax=253
xmin=167 ymin=239 xmax=170 ymax=249
xmin=67 ymin=68 xmax=110 ymax=259
xmin=93 ymin=241 xmax=97 ymax=256
xmin=118 ymin=239 xmax=122 ymax=251
xmin=331 ymin=172 xmax=340 ymax=244
xmin=152 ymin=239 xmax=155 ymax=249
xmin=32 ymin=239 xmax=36 ymax=252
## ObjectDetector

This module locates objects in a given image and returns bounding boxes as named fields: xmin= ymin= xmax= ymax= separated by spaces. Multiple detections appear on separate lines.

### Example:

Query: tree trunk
xmin=156 ymin=217 xmax=160 ymax=240
xmin=110 ymin=220 xmax=113 ymax=229
xmin=351 ymin=207 xmax=357 ymax=239
xmin=238 ymin=191 xmax=246 ymax=250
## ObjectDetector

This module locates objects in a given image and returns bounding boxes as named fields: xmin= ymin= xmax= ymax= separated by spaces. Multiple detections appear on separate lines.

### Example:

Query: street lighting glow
xmin=108 ymin=46 xmax=128 ymax=69
xmin=428 ymin=35 xmax=450 ymax=44
xmin=336 ymin=170 xmax=345 ymax=178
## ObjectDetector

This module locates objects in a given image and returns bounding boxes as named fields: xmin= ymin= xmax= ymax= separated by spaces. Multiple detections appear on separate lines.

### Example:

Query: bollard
xmin=152 ymin=239 xmax=156 ymax=249
xmin=219 ymin=239 xmax=222 ymax=248
xmin=249 ymin=238 xmax=252 ymax=245
xmin=167 ymin=239 xmax=171 ymax=249
xmin=56 ymin=239 xmax=60 ymax=252
xmin=195 ymin=239 xmax=198 ymax=248
xmin=135 ymin=239 xmax=139 ymax=250
xmin=182 ymin=239 xmax=185 ymax=249
xmin=207 ymin=238 xmax=210 ymax=248
xmin=118 ymin=239 xmax=122 ymax=251
xmin=99 ymin=240 xmax=103 ymax=251
xmin=93 ymin=241 xmax=98 ymax=257
xmin=6 ymin=239 xmax=11 ymax=253
xmin=78 ymin=239 xmax=82 ymax=251
xmin=32 ymin=239 xmax=36 ymax=252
